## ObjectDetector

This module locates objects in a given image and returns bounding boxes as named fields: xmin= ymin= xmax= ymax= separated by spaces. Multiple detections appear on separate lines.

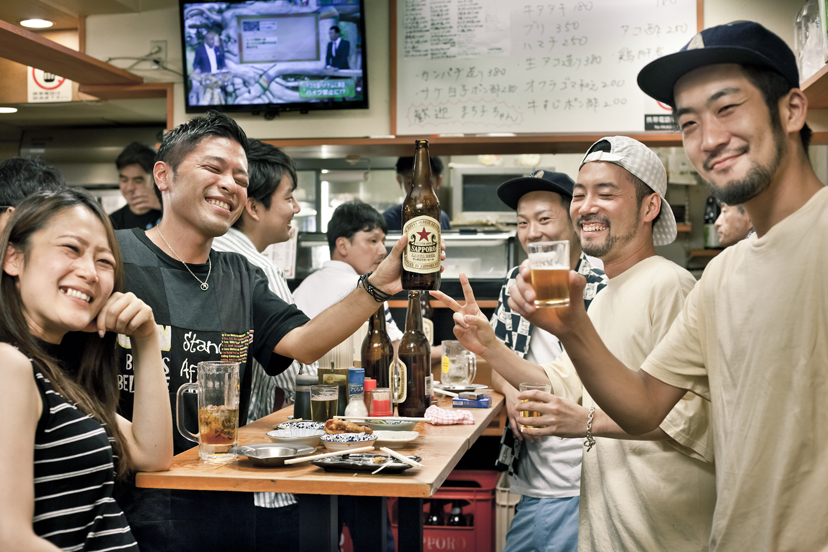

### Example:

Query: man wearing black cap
xmin=489 ymin=170 xmax=606 ymax=552
xmin=508 ymin=22 xmax=828 ymax=551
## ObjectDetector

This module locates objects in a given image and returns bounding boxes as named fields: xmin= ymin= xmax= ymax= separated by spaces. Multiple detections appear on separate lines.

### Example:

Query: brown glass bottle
xmin=401 ymin=139 xmax=441 ymax=291
xmin=361 ymin=305 xmax=393 ymax=388
xmin=398 ymin=291 xmax=432 ymax=417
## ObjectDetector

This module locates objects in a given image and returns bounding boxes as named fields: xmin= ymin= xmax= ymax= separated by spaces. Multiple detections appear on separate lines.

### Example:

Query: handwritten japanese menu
xmin=395 ymin=0 xmax=697 ymax=135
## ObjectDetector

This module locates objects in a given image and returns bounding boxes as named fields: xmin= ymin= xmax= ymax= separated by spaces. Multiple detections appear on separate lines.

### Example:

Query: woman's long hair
xmin=0 ymin=189 xmax=133 ymax=478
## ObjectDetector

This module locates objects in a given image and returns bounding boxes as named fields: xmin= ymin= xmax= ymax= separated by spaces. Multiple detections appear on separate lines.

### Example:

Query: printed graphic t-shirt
xmin=115 ymin=228 xmax=310 ymax=455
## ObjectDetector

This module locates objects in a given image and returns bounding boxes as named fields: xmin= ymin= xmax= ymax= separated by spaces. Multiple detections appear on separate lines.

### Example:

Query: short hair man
xmin=383 ymin=156 xmax=451 ymax=231
xmin=509 ymin=22 xmax=828 ymax=551
xmin=715 ymin=202 xmax=752 ymax=247
xmin=325 ymin=25 xmax=350 ymax=69
xmin=437 ymin=137 xmax=715 ymax=551
xmin=293 ymin=200 xmax=400 ymax=552
xmin=211 ymin=140 xmax=316 ymax=549
xmin=111 ymin=142 xmax=162 ymax=230
xmin=192 ymin=30 xmax=225 ymax=74
xmin=488 ymin=170 xmax=607 ymax=552
xmin=114 ymin=111 xmax=411 ymax=551
xmin=0 ymin=157 xmax=64 ymax=232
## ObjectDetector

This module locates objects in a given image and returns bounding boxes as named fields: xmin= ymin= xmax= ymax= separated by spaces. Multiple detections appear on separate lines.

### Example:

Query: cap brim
xmin=653 ymin=197 xmax=678 ymax=247
xmin=496 ymin=177 xmax=572 ymax=210
xmin=637 ymin=46 xmax=794 ymax=106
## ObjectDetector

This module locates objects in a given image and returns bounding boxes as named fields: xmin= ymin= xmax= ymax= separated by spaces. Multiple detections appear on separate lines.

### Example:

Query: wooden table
xmin=137 ymin=395 xmax=503 ymax=552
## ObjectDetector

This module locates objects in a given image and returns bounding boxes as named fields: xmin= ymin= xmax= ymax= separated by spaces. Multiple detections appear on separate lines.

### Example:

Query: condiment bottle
xmin=398 ymin=291 xmax=432 ymax=417
xmin=364 ymin=378 xmax=376 ymax=414
xmin=344 ymin=368 xmax=368 ymax=417
xmin=401 ymin=139 xmax=441 ymax=291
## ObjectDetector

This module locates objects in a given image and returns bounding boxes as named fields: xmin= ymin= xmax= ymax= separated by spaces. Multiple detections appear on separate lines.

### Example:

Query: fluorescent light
xmin=0 ymin=107 xmax=18 ymax=114
xmin=21 ymin=19 xmax=54 ymax=29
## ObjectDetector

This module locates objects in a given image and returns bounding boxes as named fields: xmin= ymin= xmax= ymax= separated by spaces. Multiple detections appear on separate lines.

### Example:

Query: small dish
xmin=266 ymin=428 xmax=325 ymax=448
xmin=275 ymin=421 xmax=325 ymax=431
xmin=311 ymin=453 xmax=422 ymax=474
xmin=372 ymin=430 xmax=419 ymax=449
xmin=365 ymin=420 xmax=419 ymax=432
xmin=320 ymin=433 xmax=378 ymax=452
xmin=233 ymin=444 xmax=316 ymax=467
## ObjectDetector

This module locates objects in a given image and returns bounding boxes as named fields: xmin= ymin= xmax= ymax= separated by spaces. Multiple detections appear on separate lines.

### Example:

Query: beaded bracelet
xmin=584 ymin=406 xmax=596 ymax=452
xmin=357 ymin=272 xmax=393 ymax=303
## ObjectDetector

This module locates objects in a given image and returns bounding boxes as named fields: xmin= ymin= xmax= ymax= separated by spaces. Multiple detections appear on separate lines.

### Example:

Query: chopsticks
xmin=379 ymin=447 xmax=424 ymax=468
xmin=283 ymin=446 xmax=375 ymax=464
xmin=334 ymin=416 xmax=432 ymax=422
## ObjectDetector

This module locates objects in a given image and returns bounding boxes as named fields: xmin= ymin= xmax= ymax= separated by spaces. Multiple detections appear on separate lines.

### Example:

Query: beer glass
xmin=440 ymin=340 xmax=477 ymax=386
xmin=310 ymin=385 xmax=339 ymax=422
xmin=519 ymin=382 xmax=551 ymax=429
xmin=176 ymin=362 xmax=240 ymax=464
xmin=527 ymin=241 xmax=570 ymax=307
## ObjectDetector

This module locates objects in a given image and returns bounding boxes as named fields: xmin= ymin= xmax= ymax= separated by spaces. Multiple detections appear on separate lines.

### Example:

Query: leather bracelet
xmin=358 ymin=272 xmax=392 ymax=303
xmin=584 ymin=406 xmax=596 ymax=452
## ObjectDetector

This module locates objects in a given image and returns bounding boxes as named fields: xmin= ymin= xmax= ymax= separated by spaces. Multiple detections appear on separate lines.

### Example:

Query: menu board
xmin=394 ymin=0 xmax=699 ymax=135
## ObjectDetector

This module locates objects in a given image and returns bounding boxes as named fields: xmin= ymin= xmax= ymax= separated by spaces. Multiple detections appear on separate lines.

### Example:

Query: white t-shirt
xmin=293 ymin=260 xmax=403 ymax=341
xmin=643 ymin=186 xmax=828 ymax=552
xmin=543 ymin=256 xmax=716 ymax=552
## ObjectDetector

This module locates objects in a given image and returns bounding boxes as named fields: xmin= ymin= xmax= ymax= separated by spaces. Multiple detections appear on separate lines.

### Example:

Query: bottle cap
xmin=364 ymin=378 xmax=377 ymax=393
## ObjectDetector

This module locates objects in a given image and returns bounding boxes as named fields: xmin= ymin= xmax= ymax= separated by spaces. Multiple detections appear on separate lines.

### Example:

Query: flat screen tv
xmin=179 ymin=0 xmax=368 ymax=115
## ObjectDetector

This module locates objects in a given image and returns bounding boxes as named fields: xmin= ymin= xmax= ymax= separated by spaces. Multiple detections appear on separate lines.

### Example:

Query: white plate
xmin=435 ymin=383 xmax=487 ymax=393
xmin=266 ymin=428 xmax=325 ymax=448
xmin=365 ymin=420 xmax=419 ymax=432
xmin=372 ymin=430 xmax=419 ymax=449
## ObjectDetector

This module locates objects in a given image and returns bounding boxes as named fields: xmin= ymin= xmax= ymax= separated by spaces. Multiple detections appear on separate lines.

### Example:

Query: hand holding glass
xmin=519 ymin=382 xmax=551 ymax=429
xmin=527 ymin=241 xmax=570 ymax=307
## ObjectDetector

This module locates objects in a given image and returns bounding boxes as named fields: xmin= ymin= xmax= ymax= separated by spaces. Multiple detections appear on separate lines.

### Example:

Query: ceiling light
xmin=21 ymin=19 xmax=54 ymax=29
xmin=0 ymin=107 xmax=18 ymax=114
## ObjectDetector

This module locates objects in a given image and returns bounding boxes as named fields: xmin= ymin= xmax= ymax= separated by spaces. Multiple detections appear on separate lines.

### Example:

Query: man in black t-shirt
xmin=110 ymin=142 xmax=162 ymax=230
xmin=115 ymin=111 xmax=423 ymax=552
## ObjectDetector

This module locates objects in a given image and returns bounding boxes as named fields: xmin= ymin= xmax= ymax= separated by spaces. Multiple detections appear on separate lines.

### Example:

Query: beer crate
xmin=389 ymin=470 xmax=499 ymax=552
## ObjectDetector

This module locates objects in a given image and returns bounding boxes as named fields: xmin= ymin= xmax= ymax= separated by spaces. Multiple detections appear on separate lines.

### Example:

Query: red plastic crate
xmin=389 ymin=470 xmax=499 ymax=552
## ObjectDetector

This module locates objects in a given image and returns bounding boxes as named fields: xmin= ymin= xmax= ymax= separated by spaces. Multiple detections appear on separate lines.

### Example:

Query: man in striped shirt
xmin=212 ymin=140 xmax=316 ymax=550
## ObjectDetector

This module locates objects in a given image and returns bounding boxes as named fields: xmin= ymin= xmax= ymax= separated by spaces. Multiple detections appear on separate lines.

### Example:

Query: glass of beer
xmin=310 ymin=385 xmax=339 ymax=422
xmin=527 ymin=240 xmax=570 ymax=307
xmin=176 ymin=362 xmax=240 ymax=464
xmin=519 ymin=382 xmax=551 ymax=429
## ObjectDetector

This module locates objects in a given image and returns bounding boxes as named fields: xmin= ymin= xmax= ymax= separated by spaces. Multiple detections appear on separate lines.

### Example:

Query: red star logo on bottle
xmin=416 ymin=227 xmax=431 ymax=241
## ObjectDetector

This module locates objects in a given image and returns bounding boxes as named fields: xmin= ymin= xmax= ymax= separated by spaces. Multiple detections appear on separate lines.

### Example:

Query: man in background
xmin=325 ymin=25 xmax=350 ymax=69
xmin=0 ymin=157 xmax=64 ymax=232
xmin=715 ymin=202 xmax=752 ymax=247
xmin=193 ymin=30 xmax=225 ymax=74
xmin=490 ymin=170 xmax=607 ymax=552
xmin=384 ymin=156 xmax=451 ymax=231
xmin=211 ymin=140 xmax=316 ymax=550
xmin=111 ymin=142 xmax=162 ymax=230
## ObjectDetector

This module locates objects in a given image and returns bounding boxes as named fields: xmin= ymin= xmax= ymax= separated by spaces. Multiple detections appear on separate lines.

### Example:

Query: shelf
xmin=803 ymin=64 xmax=828 ymax=109
xmin=0 ymin=19 xmax=142 ymax=86
xmin=676 ymin=223 xmax=691 ymax=233
xmin=688 ymin=249 xmax=722 ymax=258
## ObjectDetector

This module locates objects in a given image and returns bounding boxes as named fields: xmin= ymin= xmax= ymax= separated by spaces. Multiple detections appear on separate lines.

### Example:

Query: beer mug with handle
xmin=441 ymin=340 xmax=477 ymax=386
xmin=176 ymin=361 xmax=240 ymax=464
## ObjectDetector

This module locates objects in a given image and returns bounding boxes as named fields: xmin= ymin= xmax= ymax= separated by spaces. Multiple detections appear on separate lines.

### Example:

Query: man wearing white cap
xmin=436 ymin=136 xmax=715 ymax=551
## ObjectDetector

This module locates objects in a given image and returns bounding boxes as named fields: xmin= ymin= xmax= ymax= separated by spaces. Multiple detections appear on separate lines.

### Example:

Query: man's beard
xmin=707 ymin=127 xmax=786 ymax=206
xmin=579 ymin=212 xmax=639 ymax=258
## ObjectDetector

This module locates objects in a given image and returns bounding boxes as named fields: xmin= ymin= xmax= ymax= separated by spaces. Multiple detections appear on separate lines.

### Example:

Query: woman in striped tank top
xmin=0 ymin=189 xmax=173 ymax=551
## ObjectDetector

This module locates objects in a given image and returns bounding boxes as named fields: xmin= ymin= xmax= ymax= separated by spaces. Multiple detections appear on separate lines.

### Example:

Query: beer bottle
xmin=398 ymin=291 xmax=432 ymax=417
xmin=401 ymin=139 xmax=441 ymax=291
xmin=361 ymin=305 xmax=394 ymax=388
xmin=419 ymin=291 xmax=434 ymax=346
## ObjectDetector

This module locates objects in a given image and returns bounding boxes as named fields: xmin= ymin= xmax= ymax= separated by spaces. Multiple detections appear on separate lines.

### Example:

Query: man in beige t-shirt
xmin=436 ymin=136 xmax=715 ymax=551
xmin=508 ymin=22 xmax=828 ymax=551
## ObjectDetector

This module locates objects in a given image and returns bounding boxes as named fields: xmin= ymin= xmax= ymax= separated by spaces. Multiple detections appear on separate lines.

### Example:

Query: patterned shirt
xmin=491 ymin=253 xmax=607 ymax=474
xmin=212 ymin=228 xmax=318 ymax=509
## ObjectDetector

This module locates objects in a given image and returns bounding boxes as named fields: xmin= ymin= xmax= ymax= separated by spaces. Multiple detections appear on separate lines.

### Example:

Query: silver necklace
xmin=155 ymin=227 xmax=211 ymax=291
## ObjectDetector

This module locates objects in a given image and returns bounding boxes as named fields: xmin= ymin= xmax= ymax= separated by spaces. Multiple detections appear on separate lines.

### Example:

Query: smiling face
xmin=339 ymin=227 xmax=387 ymax=275
xmin=674 ymin=63 xmax=787 ymax=205
xmin=572 ymin=162 xmax=648 ymax=261
xmin=3 ymin=205 xmax=115 ymax=343
xmin=119 ymin=163 xmax=161 ymax=215
xmin=516 ymin=190 xmax=577 ymax=254
xmin=157 ymin=136 xmax=249 ymax=239
xmin=259 ymin=174 xmax=301 ymax=245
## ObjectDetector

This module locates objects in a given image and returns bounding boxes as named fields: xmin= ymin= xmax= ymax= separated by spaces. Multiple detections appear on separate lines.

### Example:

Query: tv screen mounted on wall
xmin=180 ymin=0 xmax=368 ymax=115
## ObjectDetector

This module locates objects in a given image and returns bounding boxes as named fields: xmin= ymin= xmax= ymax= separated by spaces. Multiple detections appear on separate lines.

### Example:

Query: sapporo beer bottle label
xmin=403 ymin=215 xmax=441 ymax=274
